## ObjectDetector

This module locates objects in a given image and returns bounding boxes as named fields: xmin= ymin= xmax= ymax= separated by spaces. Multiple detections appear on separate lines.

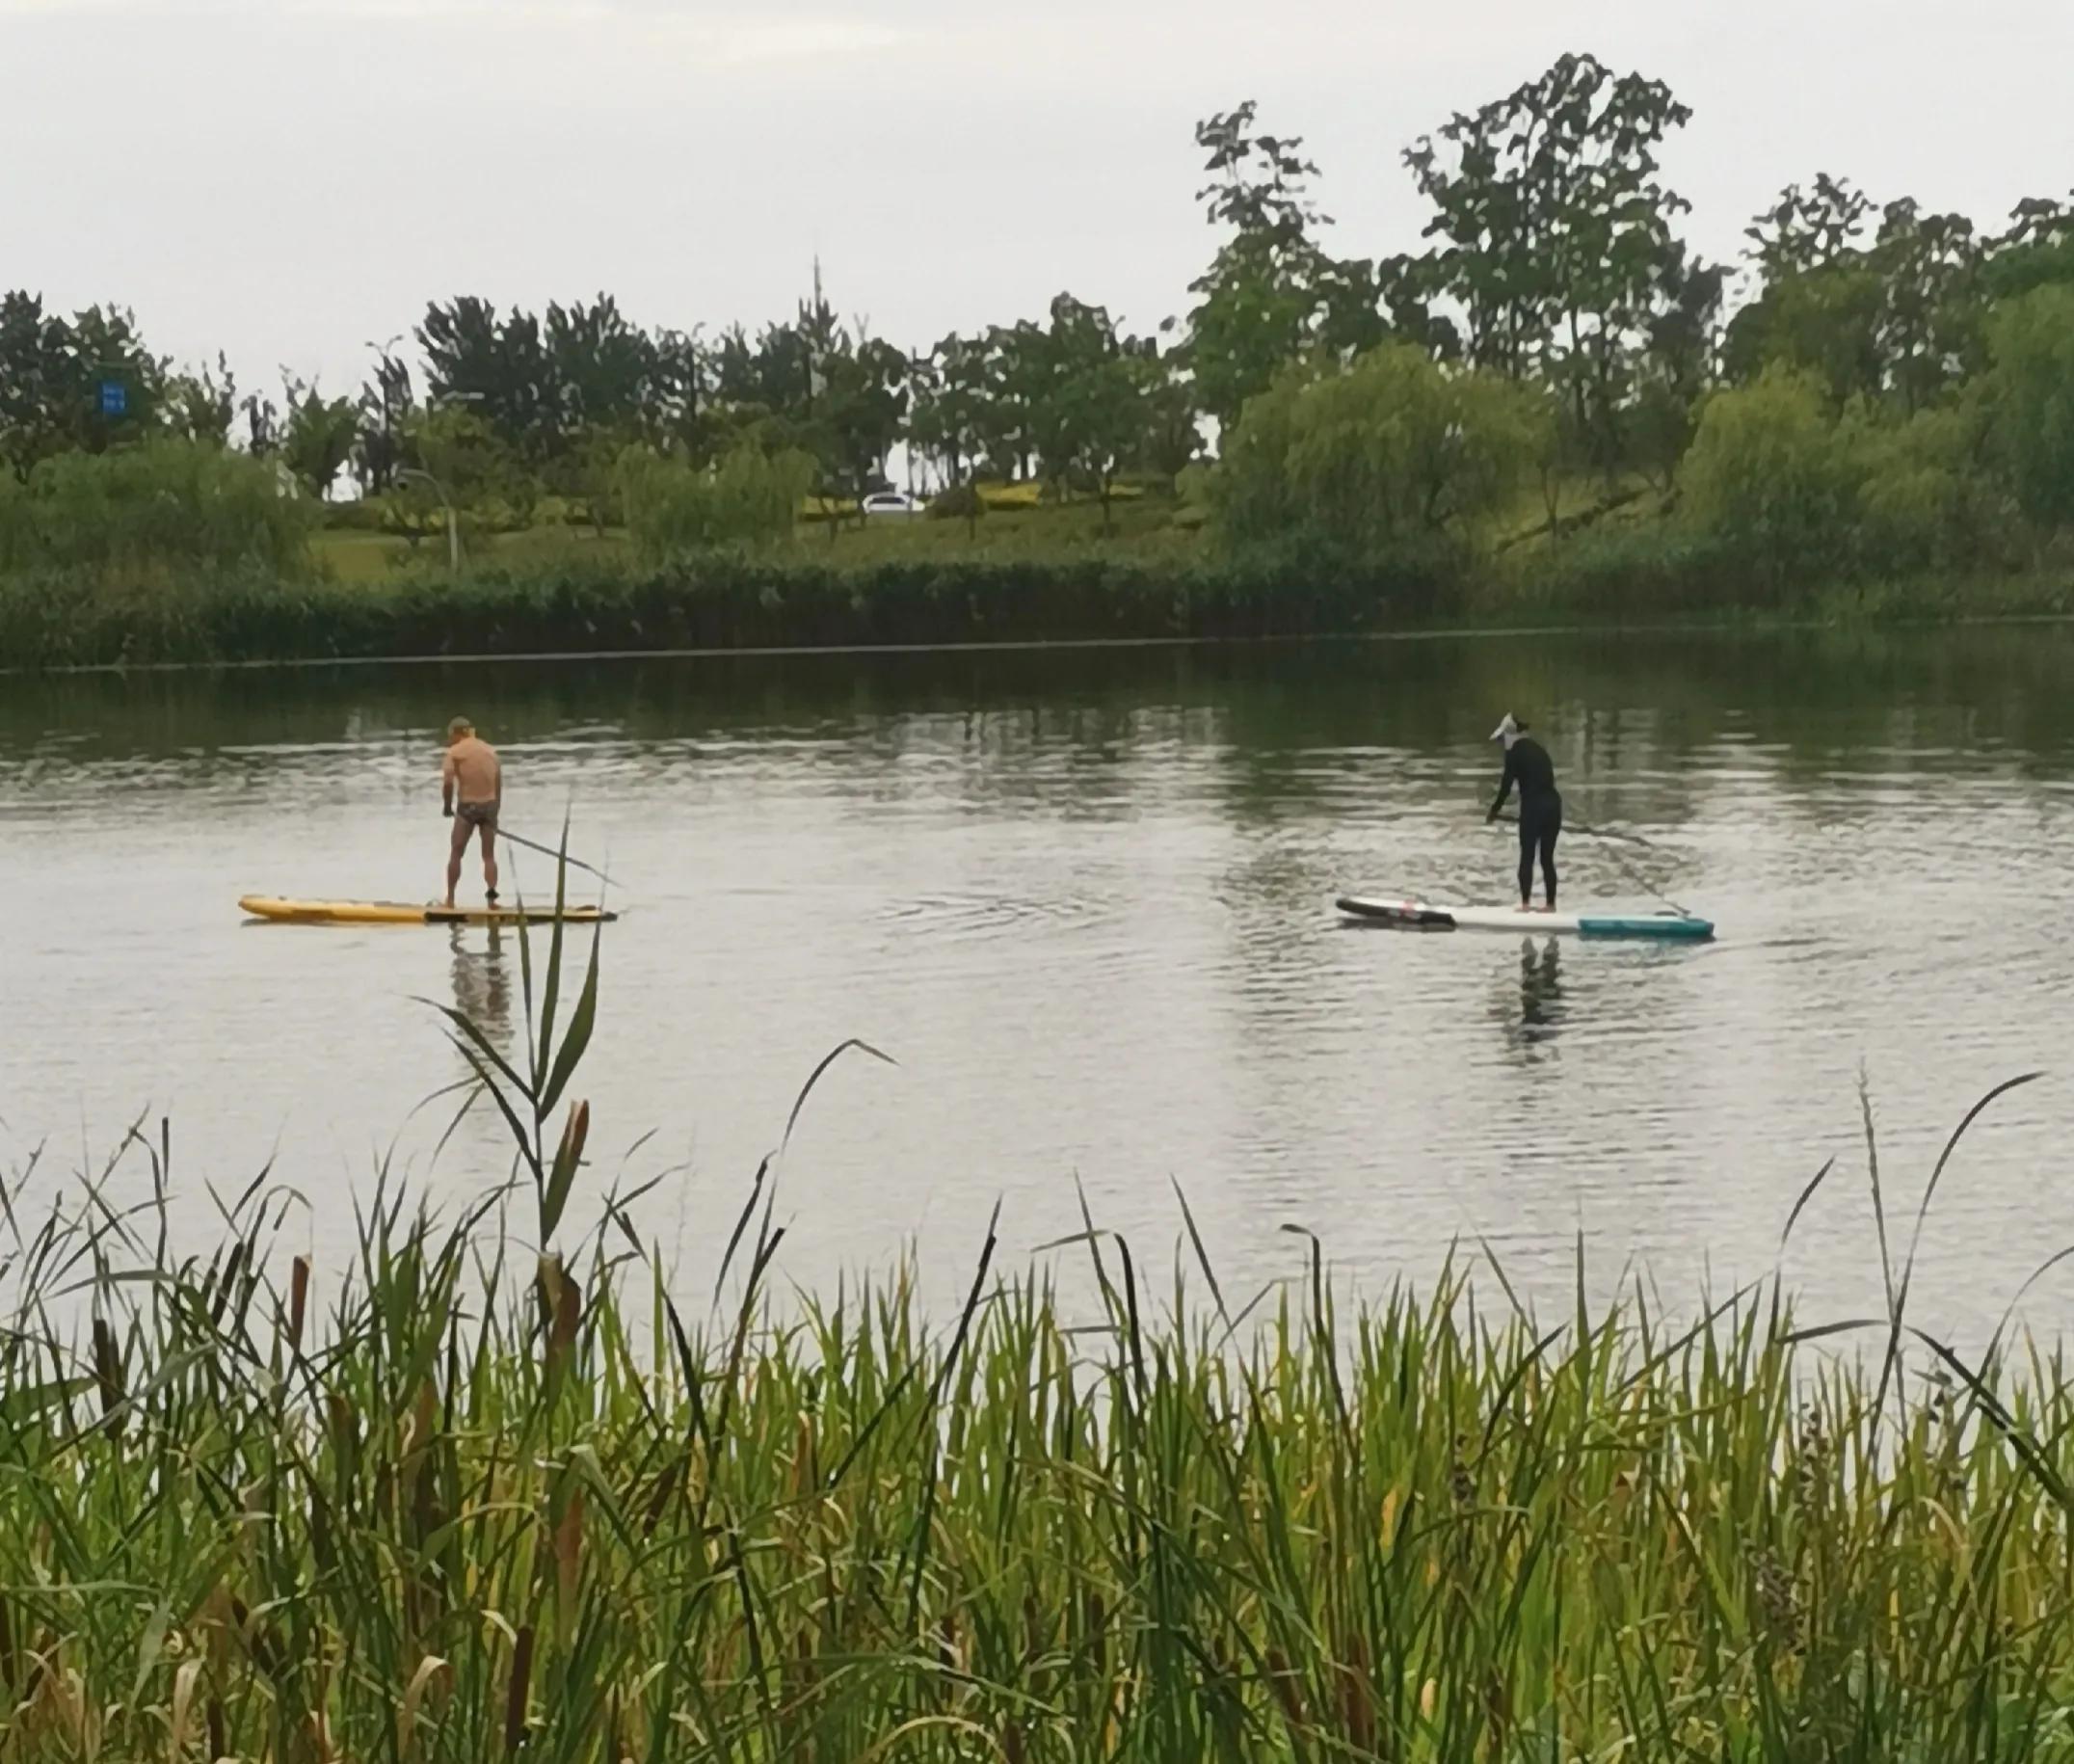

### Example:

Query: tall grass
xmin=5 ymin=911 xmax=2074 ymax=1759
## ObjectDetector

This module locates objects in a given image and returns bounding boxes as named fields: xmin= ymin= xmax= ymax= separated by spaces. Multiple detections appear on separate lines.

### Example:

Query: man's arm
xmin=1487 ymin=750 xmax=1516 ymax=821
xmin=441 ymin=751 xmax=456 ymax=816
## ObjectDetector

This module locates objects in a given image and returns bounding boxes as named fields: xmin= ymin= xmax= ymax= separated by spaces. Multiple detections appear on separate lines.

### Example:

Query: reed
xmin=3 ymin=908 xmax=2071 ymax=1760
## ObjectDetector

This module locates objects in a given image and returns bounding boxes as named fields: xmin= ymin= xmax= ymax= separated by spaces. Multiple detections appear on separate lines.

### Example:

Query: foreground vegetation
xmin=7 ymin=52 xmax=2074 ymax=665
xmin=7 ymin=912 xmax=2074 ymax=1759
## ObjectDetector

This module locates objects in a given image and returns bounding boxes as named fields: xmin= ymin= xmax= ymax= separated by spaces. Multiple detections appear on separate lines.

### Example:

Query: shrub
xmin=620 ymin=443 xmax=815 ymax=561
xmin=1987 ymin=285 xmax=2074 ymax=533
xmin=4 ymin=441 xmax=313 ymax=581
xmin=1846 ymin=399 xmax=2005 ymax=575
xmin=1684 ymin=368 xmax=2006 ymax=591
xmin=1210 ymin=343 xmax=1550 ymax=573
xmin=925 ymin=482 xmax=986 ymax=524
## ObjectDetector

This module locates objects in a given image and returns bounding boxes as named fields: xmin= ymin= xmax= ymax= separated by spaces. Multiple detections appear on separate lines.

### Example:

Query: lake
xmin=4 ymin=627 xmax=2071 ymax=1344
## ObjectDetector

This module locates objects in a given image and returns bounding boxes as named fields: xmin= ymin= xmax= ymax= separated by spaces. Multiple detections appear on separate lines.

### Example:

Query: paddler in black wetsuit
xmin=1486 ymin=713 xmax=1562 ymax=912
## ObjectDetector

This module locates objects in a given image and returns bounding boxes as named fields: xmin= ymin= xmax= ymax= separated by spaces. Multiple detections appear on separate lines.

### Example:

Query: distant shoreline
xmin=5 ymin=554 xmax=2069 ymax=676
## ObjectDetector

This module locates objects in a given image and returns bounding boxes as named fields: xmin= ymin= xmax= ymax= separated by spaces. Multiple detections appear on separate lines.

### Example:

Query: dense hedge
xmin=0 ymin=554 xmax=1456 ymax=668
xmin=4 ymin=544 xmax=2067 ymax=670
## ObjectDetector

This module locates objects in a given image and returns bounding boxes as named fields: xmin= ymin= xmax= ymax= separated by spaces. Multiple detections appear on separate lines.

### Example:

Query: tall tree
xmin=279 ymin=375 xmax=359 ymax=499
xmin=1871 ymin=200 xmax=1985 ymax=414
xmin=354 ymin=345 xmax=415 ymax=494
xmin=417 ymin=297 xmax=555 ymax=461
xmin=1185 ymin=102 xmax=1343 ymax=430
xmin=1031 ymin=295 xmax=1154 ymax=531
xmin=1631 ymin=253 xmax=1727 ymax=488
xmin=815 ymin=333 xmax=911 ymax=511
xmin=1403 ymin=52 xmax=1694 ymax=475
xmin=1987 ymin=285 xmax=2074 ymax=533
xmin=0 ymin=295 xmax=165 ymax=472
xmin=975 ymin=321 xmax=1047 ymax=482
xmin=1728 ymin=176 xmax=1991 ymax=414
xmin=1136 ymin=341 xmax=1201 ymax=495
xmin=545 ymin=294 xmax=657 ymax=438
xmin=1982 ymin=192 xmax=2074 ymax=301
xmin=908 ymin=333 xmax=993 ymax=490
xmin=1745 ymin=174 xmax=1873 ymax=277
xmin=165 ymin=354 xmax=239 ymax=448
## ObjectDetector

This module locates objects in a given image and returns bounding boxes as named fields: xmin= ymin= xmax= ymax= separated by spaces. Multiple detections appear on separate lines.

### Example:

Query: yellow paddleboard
xmin=239 ymin=895 xmax=617 ymax=926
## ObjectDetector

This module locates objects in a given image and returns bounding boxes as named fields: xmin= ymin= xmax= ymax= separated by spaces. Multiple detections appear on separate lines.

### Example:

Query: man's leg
xmin=1517 ymin=818 xmax=1535 ymax=911
xmin=445 ymin=815 xmax=470 ymax=908
xmin=480 ymin=818 xmax=500 ymax=901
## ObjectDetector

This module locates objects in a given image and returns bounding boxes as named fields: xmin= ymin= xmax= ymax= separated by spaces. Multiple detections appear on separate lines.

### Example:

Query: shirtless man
xmin=440 ymin=716 xmax=502 ymax=909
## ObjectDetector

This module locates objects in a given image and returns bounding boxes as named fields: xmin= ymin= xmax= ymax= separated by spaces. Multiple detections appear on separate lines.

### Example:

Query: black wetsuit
xmin=1490 ymin=736 xmax=1563 ymax=907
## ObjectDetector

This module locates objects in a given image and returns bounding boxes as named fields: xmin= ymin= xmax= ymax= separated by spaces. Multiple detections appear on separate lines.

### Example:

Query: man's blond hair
xmin=447 ymin=716 xmax=473 ymax=738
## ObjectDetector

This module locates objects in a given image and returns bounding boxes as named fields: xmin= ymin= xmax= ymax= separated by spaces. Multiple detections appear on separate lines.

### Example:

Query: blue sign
xmin=98 ymin=380 xmax=126 ymax=416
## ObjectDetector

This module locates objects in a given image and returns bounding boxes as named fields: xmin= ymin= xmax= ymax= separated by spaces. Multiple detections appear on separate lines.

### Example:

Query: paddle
xmin=1491 ymin=812 xmax=1692 ymax=917
xmin=1493 ymin=811 xmax=1656 ymax=848
xmin=493 ymin=824 xmax=620 ymax=889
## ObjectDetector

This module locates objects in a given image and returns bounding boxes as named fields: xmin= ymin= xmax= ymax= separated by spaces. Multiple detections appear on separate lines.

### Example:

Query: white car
xmin=861 ymin=491 xmax=924 ymax=517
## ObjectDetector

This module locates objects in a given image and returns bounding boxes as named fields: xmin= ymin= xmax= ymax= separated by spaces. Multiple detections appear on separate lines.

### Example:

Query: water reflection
xmin=1512 ymin=937 xmax=1564 ymax=1052
xmin=447 ymin=925 xmax=515 ymax=1056
xmin=5 ymin=627 xmax=2073 ymax=1350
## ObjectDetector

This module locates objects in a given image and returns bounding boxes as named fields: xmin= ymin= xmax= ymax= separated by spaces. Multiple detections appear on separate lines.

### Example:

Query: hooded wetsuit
xmin=1490 ymin=725 xmax=1562 ymax=908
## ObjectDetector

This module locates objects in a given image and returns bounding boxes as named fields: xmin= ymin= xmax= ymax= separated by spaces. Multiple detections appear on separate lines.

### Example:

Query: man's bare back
xmin=441 ymin=718 xmax=503 ymax=907
xmin=442 ymin=735 xmax=501 ymax=809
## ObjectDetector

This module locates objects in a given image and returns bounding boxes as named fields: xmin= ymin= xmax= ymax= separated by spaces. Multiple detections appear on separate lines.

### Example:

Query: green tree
xmin=974 ymin=322 xmax=1047 ymax=482
xmin=644 ymin=328 xmax=705 ymax=447
xmin=354 ymin=345 xmax=415 ymax=494
xmin=417 ymin=297 xmax=555 ymax=462
xmin=909 ymin=333 xmax=993 ymax=489
xmin=1744 ymin=174 xmax=1873 ymax=276
xmin=1982 ymin=194 xmax=2074 ymax=302
xmin=1630 ymin=254 xmax=1727 ymax=489
xmin=279 ymin=376 xmax=359 ymax=499
xmin=1681 ymin=367 xmax=1858 ymax=587
xmin=1722 ymin=262 xmax=1885 ymax=407
xmin=164 ymin=354 xmax=240 ymax=448
xmin=1872 ymin=200 xmax=1985 ymax=414
xmin=815 ymin=334 xmax=912 ymax=514
xmin=372 ymin=405 xmax=534 ymax=553
xmin=1031 ymin=295 xmax=1155 ymax=531
xmin=1210 ymin=343 xmax=1548 ymax=569
xmin=8 ymin=440 xmax=309 ymax=580
xmin=1137 ymin=345 xmax=1201 ymax=494
xmin=1726 ymin=177 xmax=1987 ymax=415
xmin=1403 ymin=52 xmax=1694 ymax=476
xmin=0 ymin=293 xmax=165 ymax=473
xmin=1987 ymin=284 xmax=2074 ymax=531
xmin=620 ymin=441 xmax=814 ymax=560
xmin=1185 ymin=102 xmax=1347 ymax=430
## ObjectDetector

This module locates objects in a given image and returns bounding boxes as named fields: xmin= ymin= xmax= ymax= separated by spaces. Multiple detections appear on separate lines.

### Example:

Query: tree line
xmin=4 ymin=50 xmax=2072 ymax=585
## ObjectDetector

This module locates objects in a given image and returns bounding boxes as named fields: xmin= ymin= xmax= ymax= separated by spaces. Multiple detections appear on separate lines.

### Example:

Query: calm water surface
xmin=4 ymin=628 xmax=2072 ymax=1342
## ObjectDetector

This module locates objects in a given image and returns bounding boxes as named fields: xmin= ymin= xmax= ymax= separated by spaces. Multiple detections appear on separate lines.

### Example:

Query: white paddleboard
xmin=1336 ymin=895 xmax=1714 ymax=942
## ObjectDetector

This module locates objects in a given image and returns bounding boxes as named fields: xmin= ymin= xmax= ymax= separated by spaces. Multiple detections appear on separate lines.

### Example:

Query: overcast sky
xmin=5 ymin=0 xmax=2069 ymax=400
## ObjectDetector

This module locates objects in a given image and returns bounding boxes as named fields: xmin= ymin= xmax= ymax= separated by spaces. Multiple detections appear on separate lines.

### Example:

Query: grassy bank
xmin=5 ymin=541 xmax=2071 ymax=671
xmin=5 ymin=469 xmax=2072 ymax=668
xmin=0 ymin=552 xmax=1452 ymax=669
xmin=7 ymin=921 xmax=2074 ymax=1758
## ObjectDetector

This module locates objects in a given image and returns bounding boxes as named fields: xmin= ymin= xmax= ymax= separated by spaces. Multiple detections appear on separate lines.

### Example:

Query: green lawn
xmin=315 ymin=491 xmax=1209 ymax=581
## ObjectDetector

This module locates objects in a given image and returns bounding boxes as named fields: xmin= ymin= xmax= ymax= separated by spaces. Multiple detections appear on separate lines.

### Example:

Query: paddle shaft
xmin=1491 ymin=813 xmax=1689 ymax=915
xmin=1494 ymin=812 xmax=1652 ymax=847
xmin=492 ymin=824 xmax=620 ymax=888
xmin=1492 ymin=811 xmax=1655 ymax=848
